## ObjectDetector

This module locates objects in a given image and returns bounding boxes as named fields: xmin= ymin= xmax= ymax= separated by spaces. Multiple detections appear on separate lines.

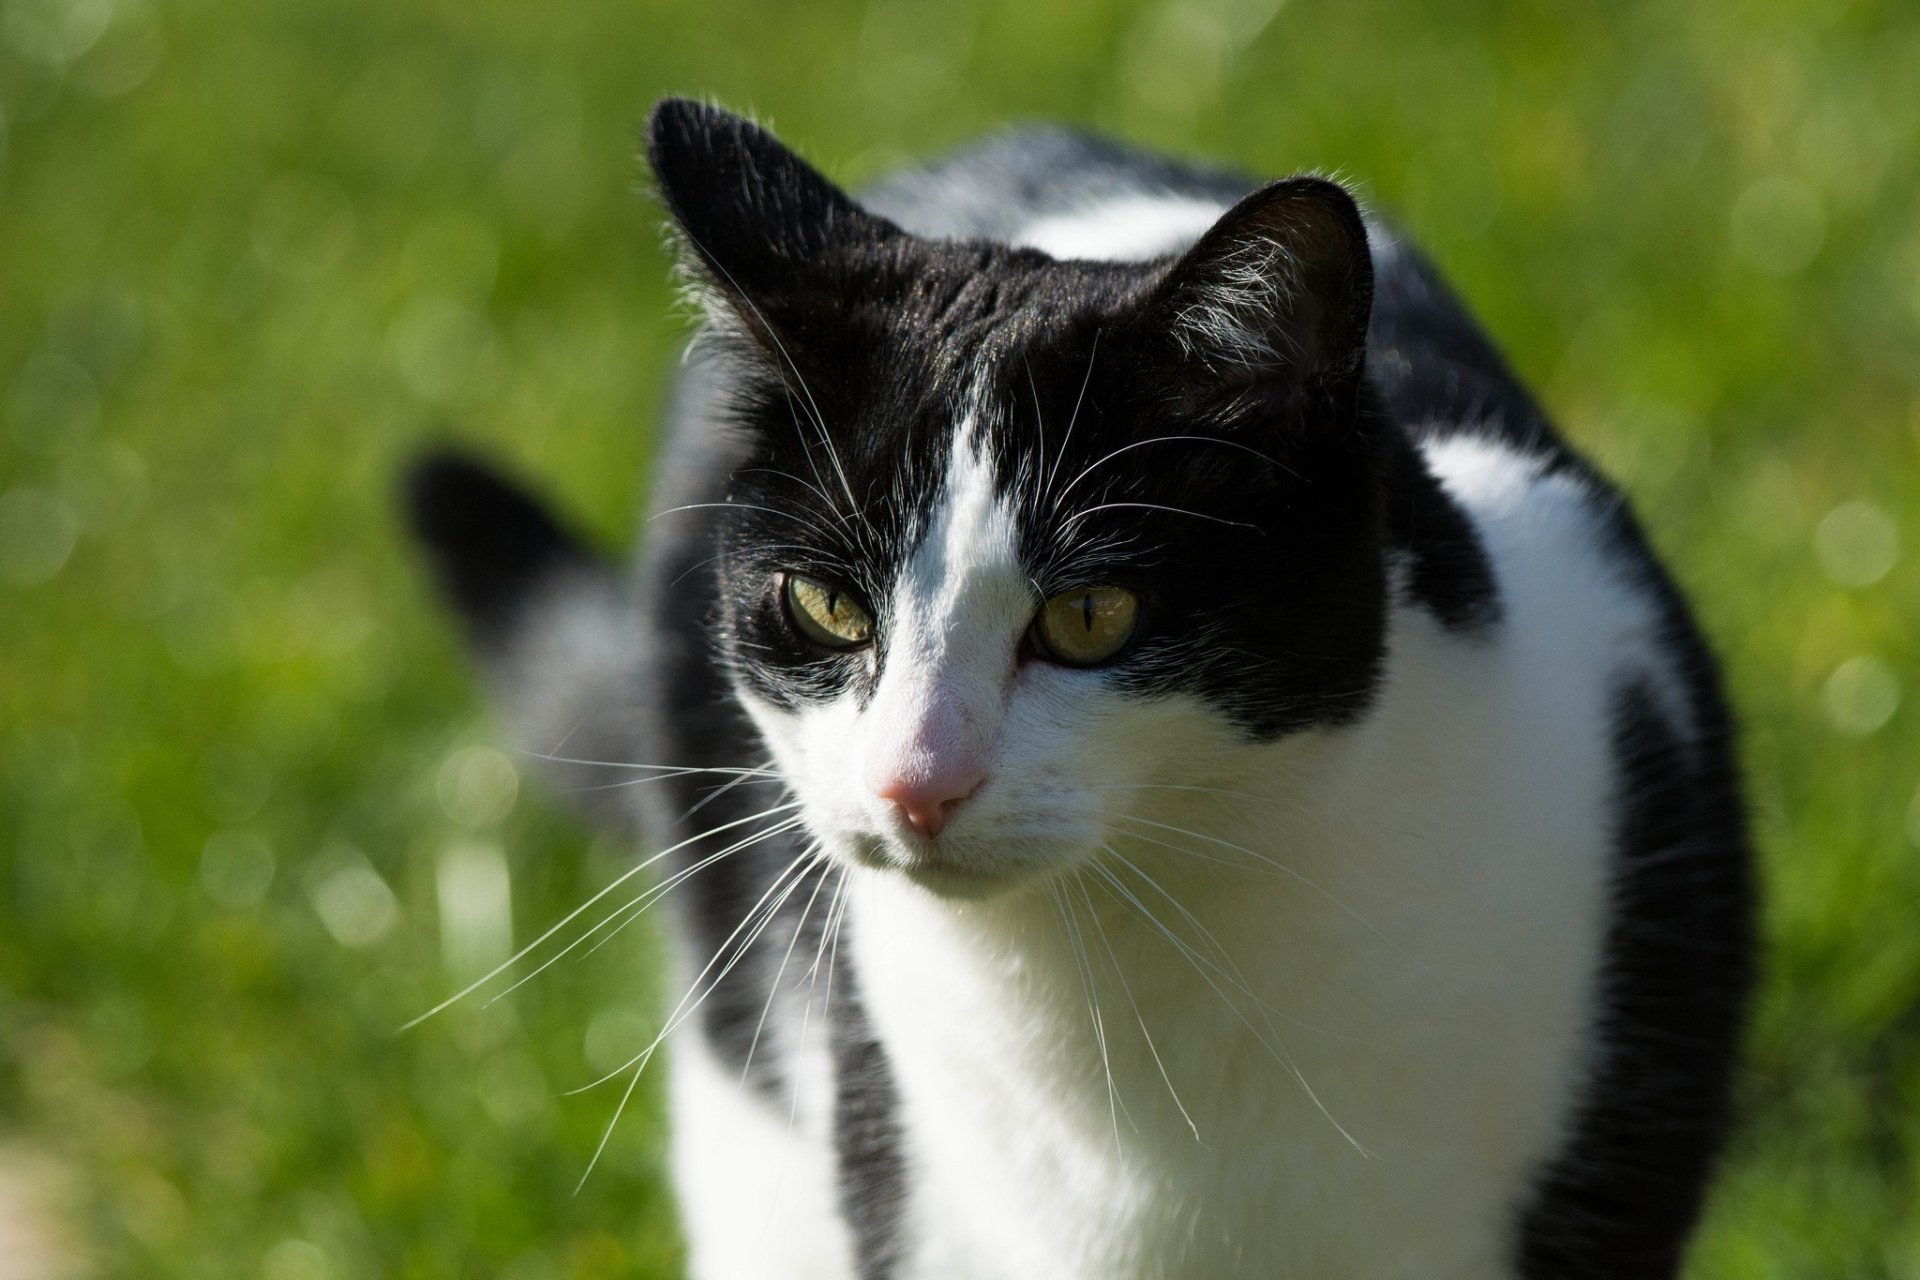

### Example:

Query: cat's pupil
xmin=1081 ymin=594 xmax=1094 ymax=632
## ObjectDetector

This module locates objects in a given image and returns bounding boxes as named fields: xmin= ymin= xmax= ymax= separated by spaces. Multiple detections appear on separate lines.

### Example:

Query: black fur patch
xmin=1515 ymin=672 xmax=1755 ymax=1277
xmin=831 ymin=955 xmax=909 ymax=1279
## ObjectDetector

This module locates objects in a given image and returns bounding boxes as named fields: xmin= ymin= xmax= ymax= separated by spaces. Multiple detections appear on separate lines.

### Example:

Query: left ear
xmin=1139 ymin=176 xmax=1373 ymax=418
xmin=646 ymin=99 xmax=902 ymax=343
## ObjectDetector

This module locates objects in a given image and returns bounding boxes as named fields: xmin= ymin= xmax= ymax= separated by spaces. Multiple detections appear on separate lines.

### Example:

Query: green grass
xmin=2 ymin=0 xmax=1916 ymax=1274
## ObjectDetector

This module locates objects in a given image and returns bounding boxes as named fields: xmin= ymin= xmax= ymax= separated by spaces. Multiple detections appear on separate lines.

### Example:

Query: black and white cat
xmin=407 ymin=99 xmax=1755 ymax=1279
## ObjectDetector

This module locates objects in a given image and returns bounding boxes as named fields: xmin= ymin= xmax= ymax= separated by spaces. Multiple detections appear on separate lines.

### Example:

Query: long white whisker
xmin=517 ymin=750 xmax=782 ymax=778
xmin=1090 ymin=859 xmax=1374 ymax=1159
xmin=486 ymin=816 xmax=808 ymax=1006
xmin=740 ymin=850 xmax=833 ymax=1086
xmin=1044 ymin=330 xmax=1100 ymax=504
xmin=807 ymin=866 xmax=850 ymax=990
xmin=677 ymin=758 xmax=783 ymax=825
xmin=1051 ymin=876 xmax=1126 ymax=1145
xmin=1056 ymin=432 xmax=1294 ymax=506
xmin=1074 ymin=870 xmax=1200 ymax=1143
xmin=1111 ymin=813 xmax=1387 ymax=943
xmin=817 ymin=864 xmax=853 ymax=1022
xmin=1061 ymin=501 xmax=1260 ymax=533
xmin=571 ymin=823 xmax=806 ymax=969
xmin=1094 ymin=845 xmax=1318 ymax=1031
xmin=400 ymin=799 xmax=805 ymax=1030
xmin=571 ymin=850 xmax=820 ymax=1192
xmin=575 ymin=848 xmax=821 ymax=1093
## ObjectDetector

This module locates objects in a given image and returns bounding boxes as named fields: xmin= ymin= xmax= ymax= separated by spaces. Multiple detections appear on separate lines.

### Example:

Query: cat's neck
xmin=837 ymin=580 xmax=1614 ymax=1273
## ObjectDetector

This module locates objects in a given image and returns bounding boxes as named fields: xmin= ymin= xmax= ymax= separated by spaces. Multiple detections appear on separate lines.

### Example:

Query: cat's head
xmin=406 ymin=101 xmax=1391 ymax=898
xmin=644 ymin=101 xmax=1388 ymax=897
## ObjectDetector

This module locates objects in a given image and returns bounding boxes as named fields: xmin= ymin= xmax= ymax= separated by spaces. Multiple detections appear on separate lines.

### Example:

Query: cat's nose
xmin=873 ymin=774 xmax=979 ymax=841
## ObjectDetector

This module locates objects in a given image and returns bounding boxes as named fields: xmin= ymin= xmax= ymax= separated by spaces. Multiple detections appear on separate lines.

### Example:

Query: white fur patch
xmin=1013 ymin=195 xmax=1226 ymax=263
xmin=671 ymin=1029 xmax=852 ymax=1280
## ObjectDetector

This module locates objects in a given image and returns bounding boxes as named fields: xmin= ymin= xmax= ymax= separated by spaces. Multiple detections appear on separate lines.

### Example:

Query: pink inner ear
xmin=866 ymin=699 xmax=987 ymax=840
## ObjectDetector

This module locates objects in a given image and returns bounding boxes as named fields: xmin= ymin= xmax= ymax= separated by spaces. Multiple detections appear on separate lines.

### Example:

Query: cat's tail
xmin=402 ymin=450 xmax=648 ymax=834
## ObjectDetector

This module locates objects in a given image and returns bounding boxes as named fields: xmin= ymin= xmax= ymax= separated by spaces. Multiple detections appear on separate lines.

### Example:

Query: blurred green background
xmin=1 ymin=0 xmax=1916 ymax=1274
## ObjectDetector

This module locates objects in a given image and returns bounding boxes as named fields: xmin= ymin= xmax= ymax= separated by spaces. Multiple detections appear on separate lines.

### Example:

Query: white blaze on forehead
xmin=864 ymin=417 xmax=1033 ymax=789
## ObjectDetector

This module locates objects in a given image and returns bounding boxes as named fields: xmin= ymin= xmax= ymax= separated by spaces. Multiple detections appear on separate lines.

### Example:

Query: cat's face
xmin=650 ymin=102 xmax=1387 ymax=894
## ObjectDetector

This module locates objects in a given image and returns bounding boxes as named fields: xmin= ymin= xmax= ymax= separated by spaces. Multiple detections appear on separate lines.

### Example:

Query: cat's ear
xmin=1138 ymin=177 xmax=1373 ymax=419
xmin=645 ymin=99 xmax=899 ymax=334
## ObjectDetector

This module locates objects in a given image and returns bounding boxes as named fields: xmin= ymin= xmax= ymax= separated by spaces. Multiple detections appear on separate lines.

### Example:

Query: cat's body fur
xmin=408 ymin=104 xmax=1753 ymax=1279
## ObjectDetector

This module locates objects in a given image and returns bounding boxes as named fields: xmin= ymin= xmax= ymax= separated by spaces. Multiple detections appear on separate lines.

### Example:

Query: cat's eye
xmin=784 ymin=574 xmax=874 ymax=650
xmin=1032 ymin=586 xmax=1140 ymax=667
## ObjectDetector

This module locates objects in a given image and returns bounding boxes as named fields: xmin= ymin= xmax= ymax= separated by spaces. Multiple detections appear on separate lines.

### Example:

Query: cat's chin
xmin=837 ymin=833 xmax=1062 ymax=900
xmin=896 ymin=859 xmax=1021 ymax=901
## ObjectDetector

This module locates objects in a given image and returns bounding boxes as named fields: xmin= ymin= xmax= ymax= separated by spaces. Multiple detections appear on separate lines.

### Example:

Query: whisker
xmin=399 ymin=798 xmax=804 ymax=1030
xmin=575 ymin=847 xmax=823 ymax=1093
xmin=517 ymin=749 xmax=783 ymax=778
xmin=1073 ymin=871 xmax=1200 ymax=1143
xmin=806 ymin=866 xmax=849 ymax=990
xmin=1094 ymin=782 xmax=1299 ymax=807
xmin=678 ymin=759 xmax=783 ymax=824
xmin=564 ymin=852 xmax=814 ymax=1189
xmin=1110 ymin=813 xmax=1384 ymax=942
xmin=1050 ymin=876 xmax=1127 ymax=1145
xmin=1056 ymin=432 xmax=1295 ymax=506
xmin=1042 ymin=330 xmax=1100 ymax=504
xmin=816 ymin=863 xmax=853 ymax=1022
xmin=485 ymin=815 xmax=808 ymax=1006
xmin=739 ymin=850 xmax=833 ymax=1086
xmin=1084 ymin=858 xmax=1370 ymax=1158
xmin=1060 ymin=501 xmax=1260 ymax=533
xmin=1094 ymin=844 xmax=1321 ymax=1033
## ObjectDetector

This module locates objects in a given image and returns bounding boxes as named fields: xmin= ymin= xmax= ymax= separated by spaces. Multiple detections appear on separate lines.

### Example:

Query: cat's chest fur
xmin=843 ymin=433 xmax=1631 ymax=1278
xmin=407 ymin=102 xmax=1753 ymax=1280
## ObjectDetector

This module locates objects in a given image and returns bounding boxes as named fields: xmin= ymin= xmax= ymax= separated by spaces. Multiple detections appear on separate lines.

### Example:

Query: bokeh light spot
xmin=1814 ymin=499 xmax=1898 ymax=587
xmin=435 ymin=841 xmax=513 ymax=984
xmin=263 ymin=1239 xmax=331 ymax=1280
xmin=1823 ymin=656 xmax=1900 ymax=737
xmin=306 ymin=846 xmax=400 ymax=949
xmin=583 ymin=1005 xmax=654 ymax=1078
xmin=200 ymin=831 xmax=276 ymax=910
xmin=436 ymin=746 xmax=519 ymax=829
xmin=0 ymin=487 xmax=78 ymax=585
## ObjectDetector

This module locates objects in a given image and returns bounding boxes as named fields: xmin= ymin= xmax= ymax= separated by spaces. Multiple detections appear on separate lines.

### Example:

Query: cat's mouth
xmin=841 ymin=828 xmax=1060 ymax=900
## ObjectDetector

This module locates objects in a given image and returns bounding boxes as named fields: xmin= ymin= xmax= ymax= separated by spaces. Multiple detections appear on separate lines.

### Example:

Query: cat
xmin=405 ymin=98 xmax=1755 ymax=1279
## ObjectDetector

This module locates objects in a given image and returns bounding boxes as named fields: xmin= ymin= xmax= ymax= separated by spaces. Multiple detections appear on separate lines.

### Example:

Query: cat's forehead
xmin=721 ymin=250 xmax=1260 ymax=598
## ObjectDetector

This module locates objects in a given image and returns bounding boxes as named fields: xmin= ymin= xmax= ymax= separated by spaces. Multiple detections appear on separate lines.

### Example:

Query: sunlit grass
xmin=1 ymin=0 xmax=1917 ymax=1274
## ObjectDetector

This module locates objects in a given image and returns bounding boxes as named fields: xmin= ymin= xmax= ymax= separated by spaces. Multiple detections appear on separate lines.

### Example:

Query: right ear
xmin=646 ymin=98 xmax=902 ymax=337
xmin=1133 ymin=176 xmax=1374 ymax=426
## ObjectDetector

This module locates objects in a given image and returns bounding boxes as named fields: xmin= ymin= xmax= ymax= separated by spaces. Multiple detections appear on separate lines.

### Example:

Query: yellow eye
xmin=1034 ymin=586 xmax=1140 ymax=666
xmin=784 ymin=574 xmax=874 ymax=650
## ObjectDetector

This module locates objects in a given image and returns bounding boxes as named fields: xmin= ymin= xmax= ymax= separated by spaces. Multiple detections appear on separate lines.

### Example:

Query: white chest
xmin=842 ymin=444 xmax=1656 ymax=1278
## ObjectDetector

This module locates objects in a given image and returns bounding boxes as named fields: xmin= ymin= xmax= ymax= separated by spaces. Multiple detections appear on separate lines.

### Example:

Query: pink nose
xmin=873 ymin=774 xmax=979 ymax=841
